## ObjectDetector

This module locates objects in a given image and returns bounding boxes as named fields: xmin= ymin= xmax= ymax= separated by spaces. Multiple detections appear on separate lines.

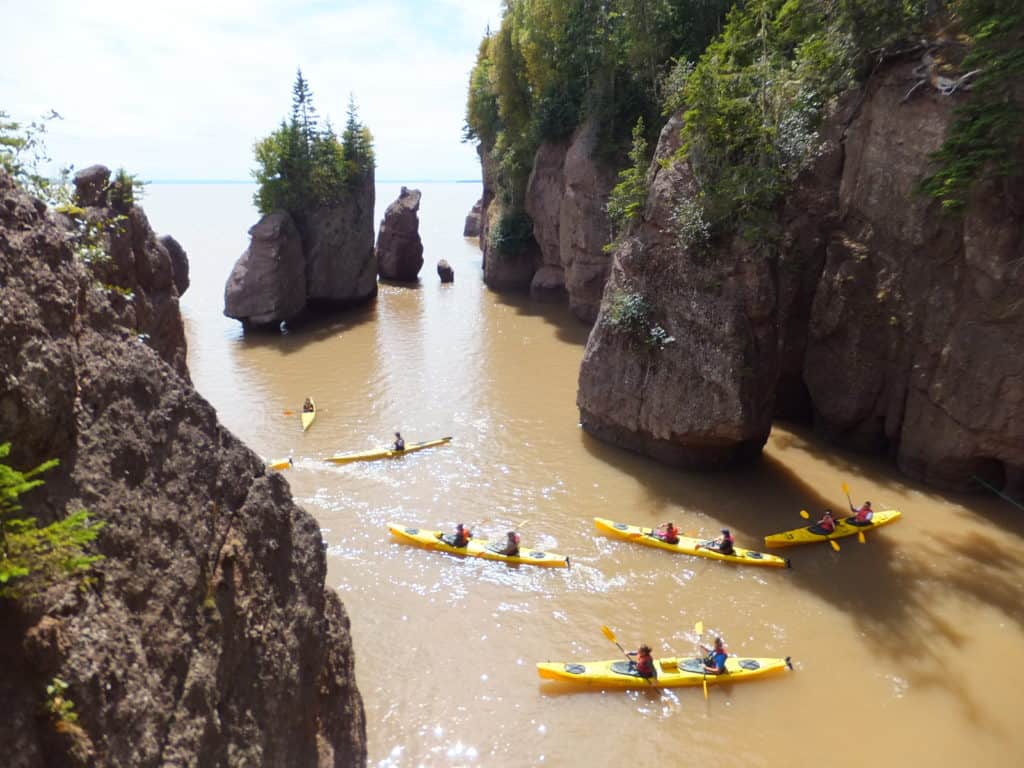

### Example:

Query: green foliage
xmin=0 ymin=109 xmax=64 ymax=201
xmin=603 ymin=289 xmax=676 ymax=349
xmin=0 ymin=444 xmax=104 ymax=602
xmin=606 ymin=117 xmax=650 ymax=242
xmin=922 ymin=0 xmax=1024 ymax=210
xmin=45 ymin=677 xmax=79 ymax=725
xmin=252 ymin=70 xmax=375 ymax=216
xmin=109 ymin=167 xmax=145 ymax=211
xmin=488 ymin=209 xmax=535 ymax=257
xmin=668 ymin=0 xmax=933 ymax=240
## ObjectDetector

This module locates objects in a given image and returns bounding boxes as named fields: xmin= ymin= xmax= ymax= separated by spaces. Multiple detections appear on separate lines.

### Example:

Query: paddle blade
xmin=799 ymin=510 xmax=810 ymax=520
xmin=830 ymin=539 xmax=840 ymax=552
xmin=601 ymin=625 xmax=617 ymax=644
xmin=283 ymin=410 xmax=295 ymax=416
xmin=858 ymin=530 xmax=866 ymax=544
xmin=703 ymin=676 xmax=709 ymax=700
xmin=841 ymin=481 xmax=850 ymax=496
xmin=694 ymin=621 xmax=704 ymax=636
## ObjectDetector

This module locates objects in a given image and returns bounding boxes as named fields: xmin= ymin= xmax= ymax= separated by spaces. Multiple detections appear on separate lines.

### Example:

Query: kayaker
xmin=816 ymin=510 xmax=836 ymax=533
xmin=302 ymin=398 xmax=314 ymax=413
xmin=654 ymin=521 xmax=679 ymax=544
xmin=701 ymin=636 xmax=728 ymax=675
xmin=393 ymin=431 xmax=405 ymax=451
xmin=496 ymin=530 xmax=520 ymax=556
xmin=451 ymin=523 xmax=472 ymax=548
xmin=850 ymin=500 xmax=873 ymax=524
xmin=697 ymin=528 xmax=735 ymax=555
xmin=628 ymin=644 xmax=657 ymax=679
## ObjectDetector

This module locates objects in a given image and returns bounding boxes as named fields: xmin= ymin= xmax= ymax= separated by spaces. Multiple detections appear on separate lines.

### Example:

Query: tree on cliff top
xmin=252 ymin=71 xmax=375 ymax=216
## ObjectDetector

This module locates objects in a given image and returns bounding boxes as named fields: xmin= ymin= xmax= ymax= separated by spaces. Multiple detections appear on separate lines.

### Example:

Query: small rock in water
xmin=437 ymin=259 xmax=454 ymax=283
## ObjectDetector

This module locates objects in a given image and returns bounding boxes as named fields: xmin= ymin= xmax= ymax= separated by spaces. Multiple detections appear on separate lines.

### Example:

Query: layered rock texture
xmin=0 ymin=167 xmax=366 ymax=766
xmin=463 ymin=198 xmax=482 ymax=238
xmin=478 ymin=120 xmax=617 ymax=321
xmin=579 ymin=57 xmax=1024 ymax=492
xmin=224 ymin=172 xmax=376 ymax=328
xmin=376 ymin=186 xmax=424 ymax=282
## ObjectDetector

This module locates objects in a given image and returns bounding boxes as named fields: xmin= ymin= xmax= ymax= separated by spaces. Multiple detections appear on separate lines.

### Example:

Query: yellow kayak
xmin=266 ymin=457 xmax=293 ymax=471
xmin=327 ymin=436 xmax=452 ymax=465
xmin=388 ymin=523 xmax=570 ymax=568
xmin=764 ymin=509 xmax=902 ymax=548
xmin=301 ymin=398 xmax=316 ymax=432
xmin=594 ymin=518 xmax=790 ymax=568
xmin=537 ymin=655 xmax=792 ymax=688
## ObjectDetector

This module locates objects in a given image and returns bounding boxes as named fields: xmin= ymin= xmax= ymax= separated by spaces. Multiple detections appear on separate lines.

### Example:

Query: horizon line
xmin=144 ymin=178 xmax=481 ymax=185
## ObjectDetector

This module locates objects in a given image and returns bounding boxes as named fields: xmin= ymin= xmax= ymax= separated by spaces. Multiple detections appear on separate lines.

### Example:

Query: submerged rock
xmin=376 ymin=186 xmax=424 ymax=282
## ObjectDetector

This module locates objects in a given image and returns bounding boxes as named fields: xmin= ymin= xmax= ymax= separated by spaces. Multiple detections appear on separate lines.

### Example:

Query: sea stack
xmin=376 ymin=186 xmax=424 ymax=282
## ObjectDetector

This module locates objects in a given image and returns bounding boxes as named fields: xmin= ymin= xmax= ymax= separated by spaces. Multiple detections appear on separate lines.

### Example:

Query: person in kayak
xmin=701 ymin=636 xmax=728 ymax=675
xmin=302 ymin=398 xmax=314 ymax=413
xmin=393 ymin=431 xmax=405 ymax=451
xmin=697 ymin=529 xmax=735 ymax=555
xmin=495 ymin=530 xmax=520 ymax=556
xmin=653 ymin=521 xmax=680 ymax=544
xmin=815 ymin=510 xmax=836 ymax=533
xmin=850 ymin=500 xmax=873 ymax=524
xmin=628 ymin=644 xmax=657 ymax=679
xmin=450 ymin=523 xmax=471 ymax=548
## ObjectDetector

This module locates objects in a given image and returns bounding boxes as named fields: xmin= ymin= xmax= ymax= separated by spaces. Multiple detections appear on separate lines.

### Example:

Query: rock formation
xmin=437 ymin=259 xmax=454 ymax=283
xmin=224 ymin=171 xmax=377 ymax=328
xmin=376 ymin=186 xmax=424 ymax=282
xmin=0 ymin=166 xmax=367 ymax=766
xmin=224 ymin=212 xmax=306 ymax=328
xmin=578 ymin=56 xmax=1024 ymax=492
xmin=463 ymin=198 xmax=482 ymax=238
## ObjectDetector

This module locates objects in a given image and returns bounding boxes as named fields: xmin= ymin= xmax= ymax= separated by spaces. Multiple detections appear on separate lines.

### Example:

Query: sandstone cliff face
xmin=224 ymin=171 xmax=377 ymax=328
xmin=376 ymin=186 xmax=424 ymax=282
xmin=0 ymin=168 xmax=366 ymax=766
xmin=579 ymin=57 xmax=1024 ymax=492
xmin=521 ymin=120 xmax=616 ymax=319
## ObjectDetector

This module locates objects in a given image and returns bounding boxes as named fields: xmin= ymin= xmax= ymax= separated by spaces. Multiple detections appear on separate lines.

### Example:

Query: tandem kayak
xmin=301 ymin=399 xmax=316 ymax=432
xmin=387 ymin=523 xmax=570 ymax=568
xmin=594 ymin=518 xmax=789 ymax=568
xmin=537 ymin=655 xmax=793 ymax=689
xmin=327 ymin=436 xmax=452 ymax=465
xmin=763 ymin=509 xmax=902 ymax=548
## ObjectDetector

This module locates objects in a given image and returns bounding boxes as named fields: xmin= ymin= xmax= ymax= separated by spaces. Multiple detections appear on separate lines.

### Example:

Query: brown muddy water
xmin=146 ymin=182 xmax=1024 ymax=767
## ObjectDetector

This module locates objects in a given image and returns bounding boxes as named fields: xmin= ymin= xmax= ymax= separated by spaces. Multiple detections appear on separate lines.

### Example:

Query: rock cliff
xmin=0 ymin=167 xmax=366 ymax=766
xmin=376 ymin=186 xmax=424 ymax=282
xmin=579 ymin=56 xmax=1024 ymax=492
xmin=224 ymin=171 xmax=376 ymax=328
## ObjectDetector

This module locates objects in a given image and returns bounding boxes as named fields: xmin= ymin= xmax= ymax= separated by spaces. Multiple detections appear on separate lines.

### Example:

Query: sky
xmin=1 ymin=0 xmax=505 ymax=181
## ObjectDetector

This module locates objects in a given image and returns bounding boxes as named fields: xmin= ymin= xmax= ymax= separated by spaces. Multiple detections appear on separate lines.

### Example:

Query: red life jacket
xmin=821 ymin=518 xmax=835 ymax=532
xmin=855 ymin=506 xmax=872 ymax=522
xmin=636 ymin=654 xmax=655 ymax=677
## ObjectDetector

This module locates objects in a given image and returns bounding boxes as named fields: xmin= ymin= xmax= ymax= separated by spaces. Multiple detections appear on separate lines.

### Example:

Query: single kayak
xmin=763 ymin=509 xmax=902 ymax=548
xmin=537 ymin=655 xmax=793 ymax=689
xmin=594 ymin=518 xmax=790 ymax=568
xmin=387 ymin=523 xmax=570 ymax=568
xmin=327 ymin=436 xmax=452 ymax=465
xmin=266 ymin=457 xmax=293 ymax=471
xmin=301 ymin=398 xmax=316 ymax=432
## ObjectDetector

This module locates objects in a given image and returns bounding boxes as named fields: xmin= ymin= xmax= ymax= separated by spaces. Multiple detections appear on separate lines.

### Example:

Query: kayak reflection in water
xmin=627 ymin=644 xmax=657 ymax=678
xmin=653 ymin=521 xmax=679 ymax=544
xmin=701 ymin=637 xmax=728 ymax=675
xmin=393 ymin=431 xmax=405 ymax=451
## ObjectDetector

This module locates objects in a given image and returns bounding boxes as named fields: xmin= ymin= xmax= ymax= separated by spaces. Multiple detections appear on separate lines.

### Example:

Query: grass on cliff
xmin=0 ymin=444 xmax=104 ymax=603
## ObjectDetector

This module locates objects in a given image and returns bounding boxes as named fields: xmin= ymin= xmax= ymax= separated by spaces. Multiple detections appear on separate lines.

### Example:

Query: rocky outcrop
xmin=224 ymin=170 xmax=377 ymax=328
xmin=300 ymin=173 xmax=377 ymax=306
xmin=0 ymin=167 xmax=366 ymax=766
xmin=158 ymin=234 xmax=190 ymax=297
xmin=521 ymin=120 xmax=616 ymax=318
xmin=579 ymin=56 xmax=1024 ymax=492
xmin=223 ymin=212 xmax=306 ymax=328
xmin=437 ymin=259 xmax=454 ymax=283
xmin=463 ymin=198 xmax=482 ymax=238
xmin=376 ymin=186 xmax=424 ymax=282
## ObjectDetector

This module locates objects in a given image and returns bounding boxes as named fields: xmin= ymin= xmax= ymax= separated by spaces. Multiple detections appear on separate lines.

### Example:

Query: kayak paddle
xmin=601 ymin=625 xmax=652 ymax=685
xmin=694 ymin=621 xmax=708 ymax=700
xmin=842 ymin=482 xmax=867 ymax=543
xmin=800 ymin=509 xmax=839 ymax=550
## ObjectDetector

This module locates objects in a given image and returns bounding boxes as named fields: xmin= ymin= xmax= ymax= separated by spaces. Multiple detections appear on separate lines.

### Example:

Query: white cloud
xmin=1 ymin=0 xmax=504 ymax=180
